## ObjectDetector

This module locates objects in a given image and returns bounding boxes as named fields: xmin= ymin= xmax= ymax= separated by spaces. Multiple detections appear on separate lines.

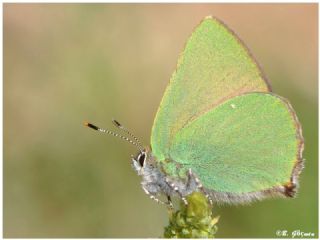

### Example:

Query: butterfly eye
xmin=137 ymin=152 xmax=146 ymax=167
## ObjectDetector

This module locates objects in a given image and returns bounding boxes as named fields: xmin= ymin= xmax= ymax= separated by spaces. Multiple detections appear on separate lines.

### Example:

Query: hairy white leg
xmin=188 ymin=168 xmax=213 ymax=205
xmin=165 ymin=178 xmax=188 ymax=205
xmin=142 ymin=185 xmax=173 ymax=208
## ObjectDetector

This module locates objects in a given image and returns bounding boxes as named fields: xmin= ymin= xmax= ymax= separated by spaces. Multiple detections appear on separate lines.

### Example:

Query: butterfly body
xmin=131 ymin=150 xmax=200 ymax=206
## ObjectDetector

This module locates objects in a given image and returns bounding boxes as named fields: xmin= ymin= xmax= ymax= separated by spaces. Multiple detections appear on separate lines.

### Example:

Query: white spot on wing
xmin=231 ymin=104 xmax=236 ymax=109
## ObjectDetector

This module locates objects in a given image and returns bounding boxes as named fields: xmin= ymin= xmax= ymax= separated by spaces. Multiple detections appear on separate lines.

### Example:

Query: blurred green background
xmin=4 ymin=3 xmax=318 ymax=238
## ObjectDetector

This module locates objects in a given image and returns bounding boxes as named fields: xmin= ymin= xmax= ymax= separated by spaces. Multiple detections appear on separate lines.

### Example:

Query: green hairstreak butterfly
xmin=85 ymin=16 xmax=304 ymax=206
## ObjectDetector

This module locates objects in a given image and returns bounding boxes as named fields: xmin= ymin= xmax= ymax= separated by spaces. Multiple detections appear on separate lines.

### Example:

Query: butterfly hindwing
xmin=169 ymin=93 xmax=303 ymax=200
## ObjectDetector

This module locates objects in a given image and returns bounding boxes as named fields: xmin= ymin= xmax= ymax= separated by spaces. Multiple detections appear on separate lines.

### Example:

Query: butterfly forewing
xmin=151 ymin=17 xmax=270 ymax=161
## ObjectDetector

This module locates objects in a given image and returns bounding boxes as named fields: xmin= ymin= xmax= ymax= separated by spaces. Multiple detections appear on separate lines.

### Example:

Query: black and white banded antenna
xmin=84 ymin=121 xmax=143 ymax=152
xmin=112 ymin=119 xmax=144 ymax=150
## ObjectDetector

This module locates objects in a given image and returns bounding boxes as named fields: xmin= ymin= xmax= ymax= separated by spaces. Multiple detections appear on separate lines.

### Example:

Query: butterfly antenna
xmin=84 ymin=121 xmax=143 ymax=152
xmin=112 ymin=119 xmax=144 ymax=150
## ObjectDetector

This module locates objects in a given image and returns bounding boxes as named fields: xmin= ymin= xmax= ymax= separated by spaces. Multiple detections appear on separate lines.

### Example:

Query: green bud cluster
xmin=164 ymin=192 xmax=219 ymax=238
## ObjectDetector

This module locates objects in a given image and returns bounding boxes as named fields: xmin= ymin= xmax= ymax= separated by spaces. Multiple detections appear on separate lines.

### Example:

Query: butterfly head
xmin=131 ymin=150 xmax=148 ymax=175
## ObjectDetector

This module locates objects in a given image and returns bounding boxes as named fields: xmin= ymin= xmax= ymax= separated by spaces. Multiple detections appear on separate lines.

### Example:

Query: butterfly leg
xmin=167 ymin=195 xmax=174 ymax=209
xmin=142 ymin=185 xmax=173 ymax=208
xmin=188 ymin=168 xmax=213 ymax=205
xmin=165 ymin=178 xmax=188 ymax=205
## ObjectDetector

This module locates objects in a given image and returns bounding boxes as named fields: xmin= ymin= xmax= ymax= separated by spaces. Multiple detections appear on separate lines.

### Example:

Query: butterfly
xmin=85 ymin=16 xmax=304 ymax=207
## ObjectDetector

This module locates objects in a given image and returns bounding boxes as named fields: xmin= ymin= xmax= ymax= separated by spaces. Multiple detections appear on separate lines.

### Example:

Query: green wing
xmin=151 ymin=17 xmax=270 ymax=161
xmin=169 ymin=93 xmax=303 ymax=197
